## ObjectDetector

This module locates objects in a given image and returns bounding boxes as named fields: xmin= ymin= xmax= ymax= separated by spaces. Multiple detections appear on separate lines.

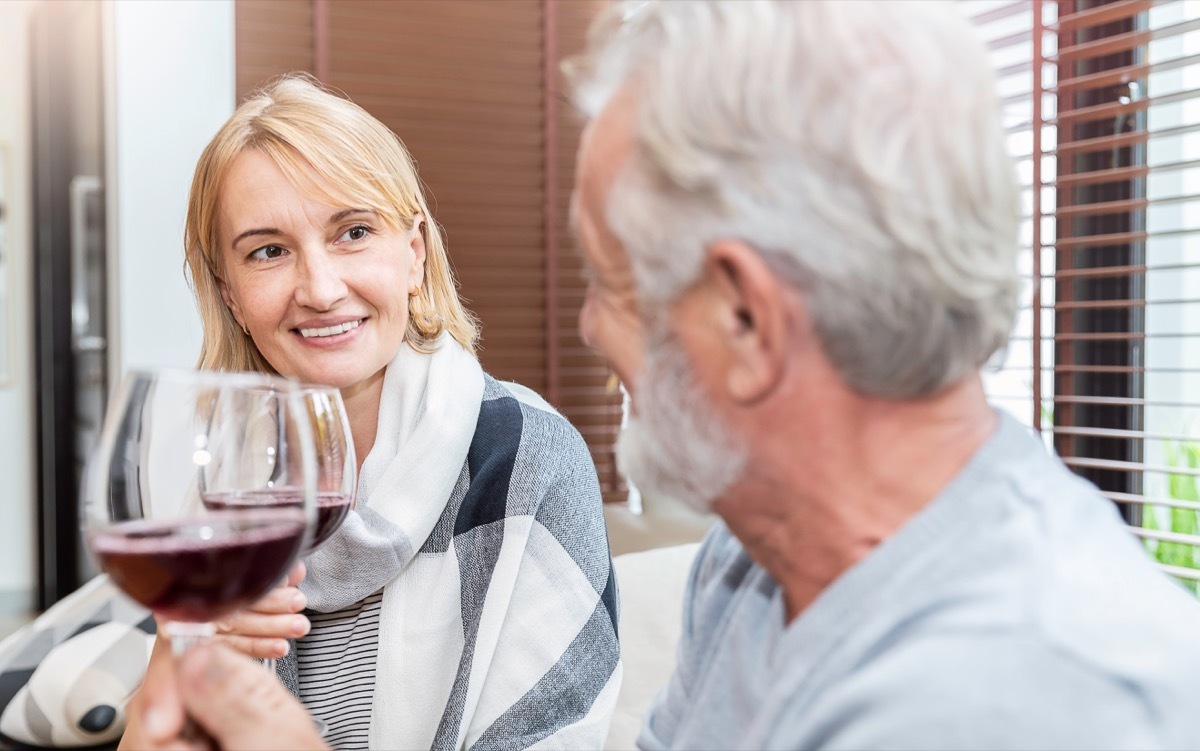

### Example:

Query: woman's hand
xmin=213 ymin=560 xmax=310 ymax=660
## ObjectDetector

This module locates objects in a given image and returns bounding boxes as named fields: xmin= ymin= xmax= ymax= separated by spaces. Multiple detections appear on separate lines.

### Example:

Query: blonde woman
xmin=124 ymin=75 xmax=620 ymax=751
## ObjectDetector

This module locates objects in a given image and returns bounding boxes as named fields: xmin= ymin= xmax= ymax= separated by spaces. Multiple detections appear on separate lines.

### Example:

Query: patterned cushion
xmin=0 ymin=577 xmax=154 ymax=749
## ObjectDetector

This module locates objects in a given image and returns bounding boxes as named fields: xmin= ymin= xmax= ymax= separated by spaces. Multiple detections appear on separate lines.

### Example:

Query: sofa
xmin=0 ymin=505 xmax=712 ymax=749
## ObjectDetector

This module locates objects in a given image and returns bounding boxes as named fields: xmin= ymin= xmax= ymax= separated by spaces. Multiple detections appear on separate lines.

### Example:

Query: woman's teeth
xmin=299 ymin=319 xmax=361 ymax=339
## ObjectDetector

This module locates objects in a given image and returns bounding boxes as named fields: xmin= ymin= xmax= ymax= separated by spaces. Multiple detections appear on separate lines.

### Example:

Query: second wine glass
xmin=199 ymin=384 xmax=356 ymax=554
xmin=198 ymin=383 xmax=356 ymax=677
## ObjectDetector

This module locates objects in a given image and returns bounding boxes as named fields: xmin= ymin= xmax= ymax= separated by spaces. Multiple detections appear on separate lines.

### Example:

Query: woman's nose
xmin=295 ymin=250 xmax=349 ymax=311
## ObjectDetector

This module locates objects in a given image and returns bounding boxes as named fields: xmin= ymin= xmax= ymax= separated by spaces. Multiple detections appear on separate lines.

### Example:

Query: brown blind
xmin=552 ymin=0 xmax=627 ymax=501
xmin=235 ymin=0 xmax=315 ymax=101
xmin=324 ymin=0 xmax=549 ymax=392
xmin=235 ymin=0 xmax=627 ymax=502
xmin=971 ymin=0 xmax=1200 ymax=588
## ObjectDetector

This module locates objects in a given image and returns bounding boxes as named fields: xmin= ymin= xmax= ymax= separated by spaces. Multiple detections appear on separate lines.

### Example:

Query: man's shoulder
xmin=766 ymin=629 xmax=1173 ymax=750
xmin=676 ymin=524 xmax=769 ymax=637
xmin=690 ymin=523 xmax=756 ymax=589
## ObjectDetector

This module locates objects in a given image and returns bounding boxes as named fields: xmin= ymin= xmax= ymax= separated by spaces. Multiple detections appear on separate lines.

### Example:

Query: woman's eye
xmin=250 ymin=245 xmax=286 ymax=261
xmin=339 ymin=225 xmax=370 ymax=243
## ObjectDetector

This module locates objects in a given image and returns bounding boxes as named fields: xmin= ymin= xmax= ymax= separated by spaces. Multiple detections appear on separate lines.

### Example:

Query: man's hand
xmin=121 ymin=639 xmax=327 ymax=751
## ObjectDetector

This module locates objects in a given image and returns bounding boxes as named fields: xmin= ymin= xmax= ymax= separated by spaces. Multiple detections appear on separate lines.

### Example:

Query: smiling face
xmin=216 ymin=149 xmax=426 ymax=397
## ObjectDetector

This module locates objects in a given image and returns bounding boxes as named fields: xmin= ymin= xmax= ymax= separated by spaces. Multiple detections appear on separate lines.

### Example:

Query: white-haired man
xmin=123 ymin=2 xmax=1200 ymax=749
xmin=564 ymin=1 xmax=1200 ymax=749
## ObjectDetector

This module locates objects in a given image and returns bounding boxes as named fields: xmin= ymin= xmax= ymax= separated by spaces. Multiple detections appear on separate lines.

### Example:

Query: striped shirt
xmin=295 ymin=590 xmax=384 ymax=750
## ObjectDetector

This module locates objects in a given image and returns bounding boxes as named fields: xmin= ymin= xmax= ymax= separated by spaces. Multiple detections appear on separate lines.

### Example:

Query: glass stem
xmin=164 ymin=621 xmax=217 ymax=749
xmin=166 ymin=621 xmax=216 ymax=657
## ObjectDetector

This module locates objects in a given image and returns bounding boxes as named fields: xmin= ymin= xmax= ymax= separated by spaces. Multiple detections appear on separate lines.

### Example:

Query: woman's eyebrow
xmin=231 ymin=210 xmax=377 ymax=248
xmin=232 ymin=226 xmax=281 ymax=247
xmin=329 ymin=208 xmax=375 ymax=223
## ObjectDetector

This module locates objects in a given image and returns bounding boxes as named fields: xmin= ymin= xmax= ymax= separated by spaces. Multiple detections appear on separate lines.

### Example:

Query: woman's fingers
xmin=210 ymin=583 xmax=309 ymax=659
xmin=216 ymin=609 xmax=310 ymax=639
xmin=211 ymin=632 xmax=292 ymax=660
xmin=213 ymin=610 xmax=309 ymax=659
xmin=231 ymin=585 xmax=307 ymax=618
xmin=285 ymin=559 xmax=307 ymax=588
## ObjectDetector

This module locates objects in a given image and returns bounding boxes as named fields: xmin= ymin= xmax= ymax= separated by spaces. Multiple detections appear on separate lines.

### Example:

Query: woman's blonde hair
xmin=184 ymin=73 xmax=478 ymax=373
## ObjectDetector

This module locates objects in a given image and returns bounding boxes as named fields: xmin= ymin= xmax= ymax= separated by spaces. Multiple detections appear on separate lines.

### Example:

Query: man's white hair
xmin=567 ymin=0 xmax=1021 ymax=399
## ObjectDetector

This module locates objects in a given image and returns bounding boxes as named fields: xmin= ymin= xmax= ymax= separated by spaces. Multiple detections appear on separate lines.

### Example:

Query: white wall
xmin=0 ymin=0 xmax=234 ymax=615
xmin=108 ymin=0 xmax=234 ymax=377
xmin=0 ymin=1 xmax=38 ymax=614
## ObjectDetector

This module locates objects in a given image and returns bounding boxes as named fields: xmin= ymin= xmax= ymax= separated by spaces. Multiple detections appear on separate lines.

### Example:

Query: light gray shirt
xmin=640 ymin=412 xmax=1200 ymax=750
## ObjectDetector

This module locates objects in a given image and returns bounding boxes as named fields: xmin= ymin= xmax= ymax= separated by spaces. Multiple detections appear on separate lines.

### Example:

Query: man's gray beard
xmin=615 ymin=333 xmax=747 ymax=514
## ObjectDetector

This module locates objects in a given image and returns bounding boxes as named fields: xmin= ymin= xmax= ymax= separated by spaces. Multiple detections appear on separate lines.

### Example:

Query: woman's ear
xmin=217 ymin=278 xmax=246 ymax=330
xmin=408 ymin=215 xmax=428 ymax=292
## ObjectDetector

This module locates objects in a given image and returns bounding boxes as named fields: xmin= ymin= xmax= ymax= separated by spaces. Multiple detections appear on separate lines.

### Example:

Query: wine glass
xmin=198 ymin=384 xmax=355 ymax=555
xmin=293 ymin=385 xmax=356 ymax=554
xmin=199 ymin=383 xmax=356 ymax=676
xmin=82 ymin=370 xmax=318 ymax=656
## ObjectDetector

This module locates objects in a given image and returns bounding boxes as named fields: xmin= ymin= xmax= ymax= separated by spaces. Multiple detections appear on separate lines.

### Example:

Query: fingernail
xmin=275 ymin=639 xmax=290 ymax=656
xmin=291 ymin=591 xmax=307 ymax=611
xmin=292 ymin=616 xmax=310 ymax=636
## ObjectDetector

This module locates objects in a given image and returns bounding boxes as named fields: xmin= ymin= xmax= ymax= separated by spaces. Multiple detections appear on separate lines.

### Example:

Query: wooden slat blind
xmin=234 ymin=0 xmax=627 ymax=502
xmin=971 ymin=0 xmax=1200 ymax=589
xmin=552 ymin=0 xmax=626 ymax=501
xmin=327 ymin=0 xmax=550 ymax=395
xmin=235 ymin=0 xmax=315 ymax=101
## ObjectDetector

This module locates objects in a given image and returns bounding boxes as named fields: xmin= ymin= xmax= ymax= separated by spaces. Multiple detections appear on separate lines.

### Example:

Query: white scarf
xmin=292 ymin=334 xmax=620 ymax=749
xmin=301 ymin=331 xmax=484 ymax=680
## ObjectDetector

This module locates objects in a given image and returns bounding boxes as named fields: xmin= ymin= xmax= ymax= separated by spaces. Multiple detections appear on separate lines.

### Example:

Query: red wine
xmin=90 ymin=511 xmax=307 ymax=623
xmin=202 ymin=490 xmax=354 ymax=553
xmin=309 ymin=492 xmax=353 ymax=551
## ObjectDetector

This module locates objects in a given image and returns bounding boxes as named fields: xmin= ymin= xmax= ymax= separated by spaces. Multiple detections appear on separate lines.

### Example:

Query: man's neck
xmin=714 ymin=376 xmax=998 ymax=623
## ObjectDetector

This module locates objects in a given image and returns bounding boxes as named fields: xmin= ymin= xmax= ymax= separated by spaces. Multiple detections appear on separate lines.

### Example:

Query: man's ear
xmin=704 ymin=240 xmax=788 ymax=405
xmin=408 ymin=215 xmax=428 ymax=292
xmin=217 ymin=278 xmax=246 ymax=330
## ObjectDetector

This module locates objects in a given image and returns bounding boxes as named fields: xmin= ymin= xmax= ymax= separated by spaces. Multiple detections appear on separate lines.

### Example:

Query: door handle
xmin=69 ymin=175 xmax=103 ymax=343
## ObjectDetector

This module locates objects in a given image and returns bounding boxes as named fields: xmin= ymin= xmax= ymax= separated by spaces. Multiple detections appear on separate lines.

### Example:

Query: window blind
xmin=235 ymin=0 xmax=314 ymax=101
xmin=970 ymin=0 xmax=1200 ymax=589
xmin=233 ymin=0 xmax=627 ymax=502
xmin=552 ymin=0 xmax=628 ymax=501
